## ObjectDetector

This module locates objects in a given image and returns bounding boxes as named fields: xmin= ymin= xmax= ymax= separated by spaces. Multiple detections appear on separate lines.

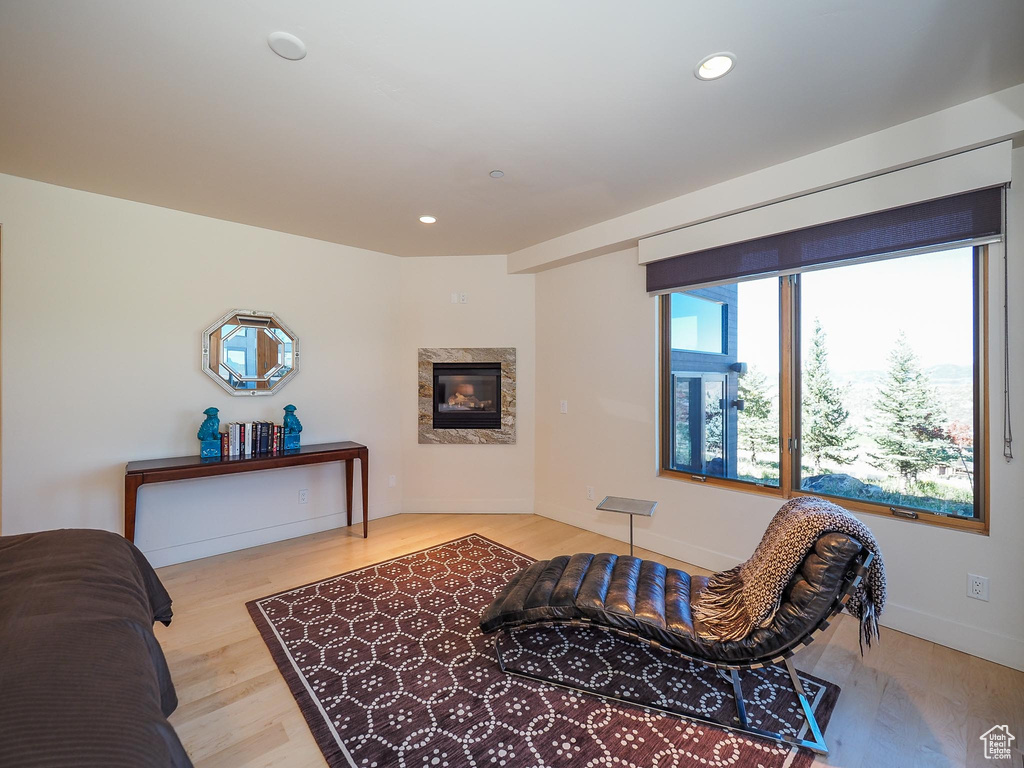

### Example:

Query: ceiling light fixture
xmin=694 ymin=52 xmax=735 ymax=80
xmin=489 ymin=170 xmax=504 ymax=178
xmin=419 ymin=216 xmax=437 ymax=224
xmin=268 ymin=31 xmax=307 ymax=61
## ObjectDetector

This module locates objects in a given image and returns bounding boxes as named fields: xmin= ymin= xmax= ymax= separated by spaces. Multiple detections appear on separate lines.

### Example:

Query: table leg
xmin=345 ymin=460 xmax=354 ymax=528
xmin=124 ymin=474 xmax=143 ymax=543
xmin=360 ymin=448 xmax=369 ymax=538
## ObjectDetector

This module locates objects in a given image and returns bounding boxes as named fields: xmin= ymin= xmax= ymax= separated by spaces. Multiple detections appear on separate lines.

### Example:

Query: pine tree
xmin=737 ymin=367 xmax=777 ymax=465
xmin=868 ymin=331 xmax=951 ymax=490
xmin=803 ymin=318 xmax=858 ymax=473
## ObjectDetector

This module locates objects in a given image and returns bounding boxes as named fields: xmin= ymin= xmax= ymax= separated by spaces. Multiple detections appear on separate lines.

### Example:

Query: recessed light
xmin=419 ymin=216 xmax=437 ymax=224
xmin=268 ymin=31 xmax=307 ymax=61
xmin=489 ymin=170 xmax=505 ymax=179
xmin=694 ymin=52 xmax=735 ymax=80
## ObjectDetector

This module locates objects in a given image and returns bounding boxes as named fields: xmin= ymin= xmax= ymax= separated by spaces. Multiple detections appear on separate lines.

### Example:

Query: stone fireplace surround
xmin=418 ymin=347 xmax=516 ymax=444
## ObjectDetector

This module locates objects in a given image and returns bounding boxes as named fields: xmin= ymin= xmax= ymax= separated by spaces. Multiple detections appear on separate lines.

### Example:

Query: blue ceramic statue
xmin=198 ymin=407 xmax=222 ymax=458
xmin=197 ymin=407 xmax=220 ymax=440
xmin=283 ymin=404 xmax=302 ymax=450
xmin=283 ymin=404 xmax=303 ymax=434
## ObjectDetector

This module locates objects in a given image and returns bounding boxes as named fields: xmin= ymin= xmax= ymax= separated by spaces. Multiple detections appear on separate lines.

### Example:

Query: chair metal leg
xmin=493 ymin=631 xmax=830 ymax=756
xmin=729 ymin=669 xmax=749 ymax=727
xmin=784 ymin=657 xmax=827 ymax=751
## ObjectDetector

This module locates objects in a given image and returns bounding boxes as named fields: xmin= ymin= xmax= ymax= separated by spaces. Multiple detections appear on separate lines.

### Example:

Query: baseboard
xmin=880 ymin=601 xmax=1024 ymax=672
xmin=142 ymin=505 xmax=401 ymax=568
xmin=143 ymin=499 xmax=527 ymax=566
xmin=535 ymin=500 xmax=743 ymax=573
xmin=535 ymin=502 xmax=1024 ymax=672
xmin=401 ymin=497 xmax=534 ymax=515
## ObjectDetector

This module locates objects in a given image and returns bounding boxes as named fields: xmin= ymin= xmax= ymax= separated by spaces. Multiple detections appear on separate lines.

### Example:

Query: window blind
xmin=646 ymin=186 xmax=1004 ymax=294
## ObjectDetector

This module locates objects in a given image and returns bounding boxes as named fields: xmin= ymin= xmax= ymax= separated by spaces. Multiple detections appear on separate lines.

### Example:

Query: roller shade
xmin=646 ymin=186 xmax=1003 ymax=294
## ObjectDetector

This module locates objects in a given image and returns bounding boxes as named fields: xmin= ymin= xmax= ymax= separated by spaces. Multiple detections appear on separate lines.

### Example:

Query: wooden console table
xmin=124 ymin=441 xmax=368 ymax=543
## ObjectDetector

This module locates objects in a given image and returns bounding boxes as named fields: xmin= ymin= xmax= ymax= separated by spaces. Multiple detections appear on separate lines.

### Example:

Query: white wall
xmin=533 ymin=147 xmax=1024 ymax=671
xmin=0 ymin=175 xmax=535 ymax=567
xmin=398 ymin=255 xmax=535 ymax=514
xmin=0 ymin=173 xmax=406 ymax=565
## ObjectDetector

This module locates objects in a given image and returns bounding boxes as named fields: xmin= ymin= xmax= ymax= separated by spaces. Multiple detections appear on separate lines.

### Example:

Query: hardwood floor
xmin=156 ymin=513 xmax=1024 ymax=768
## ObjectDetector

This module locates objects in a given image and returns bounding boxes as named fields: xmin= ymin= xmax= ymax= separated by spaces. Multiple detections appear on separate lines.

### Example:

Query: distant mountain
xmin=829 ymin=364 xmax=973 ymax=428
xmin=925 ymin=363 xmax=973 ymax=380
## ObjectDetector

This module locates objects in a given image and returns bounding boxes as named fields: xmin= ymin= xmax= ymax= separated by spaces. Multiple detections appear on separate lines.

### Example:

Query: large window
xmin=664 ymin=278 xmax=780 ymax=486
xmin=660 ymin=245 xmax=987 ymax=529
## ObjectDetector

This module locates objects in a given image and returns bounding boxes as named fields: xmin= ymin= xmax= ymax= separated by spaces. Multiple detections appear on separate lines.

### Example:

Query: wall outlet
xmin=388 ymin=474 xmax=397 ymax=488
xmin=298 ymin=489 xmax=309 ymax=505
xmin=560 ymin=400 xmax=568 ymax=414
xmin=967 ymin=573 xmax=989 ymax=601
xmin=586 ymin=486 xmax=595 ymax=501
xmin=459 ymin=292 xmax=468 ymax=304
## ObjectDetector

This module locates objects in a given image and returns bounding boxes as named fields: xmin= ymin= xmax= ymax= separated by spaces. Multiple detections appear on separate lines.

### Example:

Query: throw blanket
xmin=694 ymin=497 xmax=886 ymax=653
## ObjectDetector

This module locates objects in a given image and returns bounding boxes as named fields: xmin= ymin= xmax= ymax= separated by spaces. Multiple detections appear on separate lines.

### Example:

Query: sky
xmin=735 ymin=246 xmax=975 ymax=376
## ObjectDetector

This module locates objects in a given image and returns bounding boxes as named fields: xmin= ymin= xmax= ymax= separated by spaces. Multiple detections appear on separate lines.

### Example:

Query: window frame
xmin=658 ymin=245 xmax=990 ymax=534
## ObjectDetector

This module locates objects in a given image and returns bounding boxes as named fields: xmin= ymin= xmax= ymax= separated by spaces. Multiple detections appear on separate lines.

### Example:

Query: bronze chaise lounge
xmin=480 ymin=532 xmax=873 ymax=755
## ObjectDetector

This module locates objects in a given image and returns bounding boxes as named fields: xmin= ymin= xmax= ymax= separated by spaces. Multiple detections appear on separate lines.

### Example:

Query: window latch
xmin=890 ymin=507 xmax=919 ymax=520
xmin=787 ymin=437 xmax=798 ymax=453
xmin=690 ymin=475 xmax=707 ymax=483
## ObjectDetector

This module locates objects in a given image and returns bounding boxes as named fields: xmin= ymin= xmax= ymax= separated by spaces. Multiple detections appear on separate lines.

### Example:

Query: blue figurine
xmin=283 ymin=404 xmax=302 ymax=450
xmin=198 ymin=407 xmax=222 ymax=458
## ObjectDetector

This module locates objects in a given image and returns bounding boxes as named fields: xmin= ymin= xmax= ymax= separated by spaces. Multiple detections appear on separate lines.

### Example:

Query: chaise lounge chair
xmin=479 ymin=529 xmax=874 ymax=755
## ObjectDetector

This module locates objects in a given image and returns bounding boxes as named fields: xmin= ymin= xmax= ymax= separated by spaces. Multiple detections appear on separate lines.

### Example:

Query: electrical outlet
xmin=560 ymin=400 xmax=568 ymax=414
xmin=388 ymin=474 xmax=397 ymax=488
xmin=459 ymin=292 xmax=468 ymax=304
xmin=586 ymin=486 xmax=595 ymax=501
xmin=298 ymin=489 xmax=309 ymax=505
xmin=967 ymin=573 xmax=989 ymax=601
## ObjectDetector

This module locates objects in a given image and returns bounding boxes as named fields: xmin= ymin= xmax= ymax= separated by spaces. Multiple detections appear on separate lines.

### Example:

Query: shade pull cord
xmin=1004 ymin=187 xmax=1014 ymax=462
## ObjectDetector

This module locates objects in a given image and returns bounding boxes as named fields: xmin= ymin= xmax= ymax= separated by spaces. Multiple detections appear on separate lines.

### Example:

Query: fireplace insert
xmin=433 ymin=362 xmax=501 ymax=429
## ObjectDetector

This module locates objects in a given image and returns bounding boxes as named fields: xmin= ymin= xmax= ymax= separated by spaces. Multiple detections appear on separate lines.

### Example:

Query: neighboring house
xmin=668 ymin=284 xmax=740 ymax=478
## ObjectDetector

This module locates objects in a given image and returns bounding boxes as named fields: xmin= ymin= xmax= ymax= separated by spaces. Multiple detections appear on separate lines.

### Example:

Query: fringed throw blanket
xmin=694 ymin=496 xmax=886 ymax=653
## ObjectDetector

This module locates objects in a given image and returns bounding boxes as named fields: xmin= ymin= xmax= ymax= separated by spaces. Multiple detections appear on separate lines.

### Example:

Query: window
xmin=660 ymin=245 xmax=987 ymax=530
xmin=664 ymin=278 xmax=780 ymax=486
xmin=797 ymin=247 xmax=978 ymax=518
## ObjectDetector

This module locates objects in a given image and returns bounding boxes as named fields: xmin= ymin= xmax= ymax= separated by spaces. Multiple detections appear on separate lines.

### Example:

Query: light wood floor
xmin=156 ymin=514 xmax=1024 ymax=768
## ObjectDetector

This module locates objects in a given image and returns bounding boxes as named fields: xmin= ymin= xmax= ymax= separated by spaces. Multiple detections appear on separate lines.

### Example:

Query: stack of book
xmin=220 ymin=422 xmax=284 ymax=458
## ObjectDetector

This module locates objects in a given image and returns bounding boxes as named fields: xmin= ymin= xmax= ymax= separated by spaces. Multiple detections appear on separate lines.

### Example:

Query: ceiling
xmin=1 ymin=1 xmax=1023 ymax=258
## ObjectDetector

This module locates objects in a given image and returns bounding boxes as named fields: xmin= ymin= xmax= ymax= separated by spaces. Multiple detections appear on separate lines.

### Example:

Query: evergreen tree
xmin=803 ymin=318 xmax=858 ymax=472
xmin=737 ymin=367 xmax=777 ymax=465
xmin=868 ymin=331 xmax=950 ymax=489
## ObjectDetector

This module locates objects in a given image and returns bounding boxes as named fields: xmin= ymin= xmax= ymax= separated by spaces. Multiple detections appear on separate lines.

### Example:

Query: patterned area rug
xmin=247 ymin=535 xmax=840 ymax=768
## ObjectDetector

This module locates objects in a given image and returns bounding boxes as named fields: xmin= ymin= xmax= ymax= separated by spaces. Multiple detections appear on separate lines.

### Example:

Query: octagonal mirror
xmin=202 ymin=310 xmax=299 ymax=396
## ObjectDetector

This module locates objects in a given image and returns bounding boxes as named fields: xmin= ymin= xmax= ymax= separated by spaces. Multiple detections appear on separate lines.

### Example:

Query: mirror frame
xmin=201 ymin=309 xmax=300 ymax=396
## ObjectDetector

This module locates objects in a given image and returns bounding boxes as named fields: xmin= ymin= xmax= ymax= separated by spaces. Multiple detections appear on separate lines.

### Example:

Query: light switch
xmin=560 ymin=400 xmax=568 ymax=414
xmin=450 ymin=292 xmax=459 ymax=304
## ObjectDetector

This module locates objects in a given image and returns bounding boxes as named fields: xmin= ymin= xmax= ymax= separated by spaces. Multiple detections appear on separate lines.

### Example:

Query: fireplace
xmin=432 ymin=362 xmax=501 ymax=429
xmin=419 ymin=348 xmax=515 ymax=444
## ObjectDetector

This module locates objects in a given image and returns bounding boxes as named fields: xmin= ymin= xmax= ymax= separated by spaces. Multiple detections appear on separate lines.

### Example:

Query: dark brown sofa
xmin=0 ymin=529 xmax=192 ymax=768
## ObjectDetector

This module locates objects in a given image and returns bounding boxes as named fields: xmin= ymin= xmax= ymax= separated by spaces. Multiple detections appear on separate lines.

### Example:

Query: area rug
xmin=247 ymin=535 xmax=840 ymax=768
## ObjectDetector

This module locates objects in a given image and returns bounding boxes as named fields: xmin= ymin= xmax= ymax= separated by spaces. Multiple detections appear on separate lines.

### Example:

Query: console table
xmin=124 ymin=441 xmax=368 ymax=543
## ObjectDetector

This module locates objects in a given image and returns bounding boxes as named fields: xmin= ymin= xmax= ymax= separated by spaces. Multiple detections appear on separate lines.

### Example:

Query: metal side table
xmin=596 ymin=496 xmax=657 ymax=556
